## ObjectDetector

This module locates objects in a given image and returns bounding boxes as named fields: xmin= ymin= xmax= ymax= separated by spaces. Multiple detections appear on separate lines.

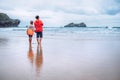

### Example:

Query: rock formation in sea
xmin=0 ymin=13 xmax=20 ymax=27
xmin=64 ymin=22 xmax=87 ymax=27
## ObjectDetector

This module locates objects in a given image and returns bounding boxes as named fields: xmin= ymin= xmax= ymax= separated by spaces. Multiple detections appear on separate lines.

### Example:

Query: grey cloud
xmin=56 ymin=8 xmax=89 ymax=15
xmin=115 ymin=0 xmax=120 ymax=3
xmin=105 ymin=7 xmax=120 ymax=15
xmin=0 ymin=0 xmax=120 ymax=16
xmin=97 ymin=0 xmax=120 ymax=15
xmin=0 ymin=6 xmax=14 ymax=11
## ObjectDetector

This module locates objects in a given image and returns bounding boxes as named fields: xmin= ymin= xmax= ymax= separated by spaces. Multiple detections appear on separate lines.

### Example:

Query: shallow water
xmin=0 ymin=27 xmax=120 ymax=80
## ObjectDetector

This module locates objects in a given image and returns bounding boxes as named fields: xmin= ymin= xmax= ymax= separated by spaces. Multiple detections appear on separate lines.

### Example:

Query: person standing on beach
xmin=26 ymin=21 xmax=34 ymax=46
xmin=34 ymin=15 xmax=43 ymax=45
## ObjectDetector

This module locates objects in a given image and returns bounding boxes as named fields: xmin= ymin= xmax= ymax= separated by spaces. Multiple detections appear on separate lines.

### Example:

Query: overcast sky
xmin=0 ymin=0 xmax=120 ymax=27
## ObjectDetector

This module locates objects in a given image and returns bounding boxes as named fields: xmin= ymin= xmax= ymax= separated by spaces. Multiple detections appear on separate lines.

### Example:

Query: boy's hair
xmin=30 ymin=21 xmax=33 ymax=24
xmin=35 ymin=15 xmax=39 ymax=19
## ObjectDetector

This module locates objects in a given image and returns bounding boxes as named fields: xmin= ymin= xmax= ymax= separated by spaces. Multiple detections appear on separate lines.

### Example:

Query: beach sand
xmin=0 ymin=30 xmax=120 ymax=80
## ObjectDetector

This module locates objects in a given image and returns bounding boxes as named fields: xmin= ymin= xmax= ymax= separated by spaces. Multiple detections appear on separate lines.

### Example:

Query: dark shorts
xmin=36 ymin=32 xmax=43 ymax=38
xmin=28 ymin=35 xmax=33 ymax=38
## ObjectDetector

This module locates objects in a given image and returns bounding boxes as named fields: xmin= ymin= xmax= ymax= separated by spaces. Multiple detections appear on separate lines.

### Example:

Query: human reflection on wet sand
xmin=27 ymin=45 xmax=43 ymax=77
xmin=28 ymin=45 xmax=34 ymax=66
xmin=35 ymin=45 xmax=43 ymax=75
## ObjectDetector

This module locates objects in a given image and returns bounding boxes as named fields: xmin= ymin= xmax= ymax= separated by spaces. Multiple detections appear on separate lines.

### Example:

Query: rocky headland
xmin=0 ymin=13 xmax=20 ymax=27
xmin=64 ymin=22 xmax=87 ymax=27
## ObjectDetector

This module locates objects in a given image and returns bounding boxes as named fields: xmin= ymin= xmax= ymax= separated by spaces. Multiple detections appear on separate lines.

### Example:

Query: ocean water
xmin=0 ymin=26 xmax=120 ymax=40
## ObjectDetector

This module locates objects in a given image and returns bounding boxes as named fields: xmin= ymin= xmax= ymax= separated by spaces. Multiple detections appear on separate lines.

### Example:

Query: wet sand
xmin=0 ymin=34 xmax=120 ymax=80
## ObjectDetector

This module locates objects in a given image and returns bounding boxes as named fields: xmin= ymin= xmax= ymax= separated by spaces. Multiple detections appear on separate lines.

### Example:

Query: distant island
xmin=64 ymin=22 xmax=87 ymax=27
xmin=0 ymin=13 xmax=20 ymax=27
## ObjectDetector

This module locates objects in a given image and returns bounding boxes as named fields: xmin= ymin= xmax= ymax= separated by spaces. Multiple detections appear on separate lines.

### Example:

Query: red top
xmin=34 ymin=19 xmax=43 ymax=32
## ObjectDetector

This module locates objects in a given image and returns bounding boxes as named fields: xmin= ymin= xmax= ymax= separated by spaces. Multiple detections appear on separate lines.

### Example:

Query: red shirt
xmin=34 ymin=19 xmax=43 ymax=32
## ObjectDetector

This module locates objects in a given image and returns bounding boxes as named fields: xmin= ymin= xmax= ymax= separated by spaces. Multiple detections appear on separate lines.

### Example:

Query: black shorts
xmin=28 ymin=35 xmax=33 ymax=38
xmin=36 ymin=32 xmax=43 ymax=38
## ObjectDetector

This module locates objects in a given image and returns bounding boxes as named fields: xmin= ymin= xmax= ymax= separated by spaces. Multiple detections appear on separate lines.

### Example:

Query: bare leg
xmin=37 ymin=38 xmax=40 ymax=44
xmin=40 ymin=38 xmax=42 ymax=45
xmin=39 ymin=38 xmax=42 ymax=47
xmin=29 ymin=38 xmax=32 ymax=47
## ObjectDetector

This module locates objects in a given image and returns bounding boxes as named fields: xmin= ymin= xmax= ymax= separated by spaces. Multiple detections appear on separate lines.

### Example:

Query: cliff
xmin=64 ymin=22 xmax=87 ymax=27
xmin=0 ymin=13 xmax=20 ymax=27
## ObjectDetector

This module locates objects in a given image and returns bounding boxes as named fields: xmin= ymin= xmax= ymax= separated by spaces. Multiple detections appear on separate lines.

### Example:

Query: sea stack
xmin=0 ymin=13 xmax=20 ymax=27
xmin=64 ymin=22 xmax=87 ymax=27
